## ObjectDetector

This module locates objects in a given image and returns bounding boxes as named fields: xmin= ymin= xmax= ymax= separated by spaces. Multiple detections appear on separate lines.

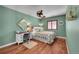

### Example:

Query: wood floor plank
xmin=0 ymin=37 xmax=68 ymax=54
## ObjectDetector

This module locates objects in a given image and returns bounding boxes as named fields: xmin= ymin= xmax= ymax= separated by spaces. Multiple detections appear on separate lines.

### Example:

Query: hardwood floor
xmin=0 ymin=37 xmax=68 ymax=54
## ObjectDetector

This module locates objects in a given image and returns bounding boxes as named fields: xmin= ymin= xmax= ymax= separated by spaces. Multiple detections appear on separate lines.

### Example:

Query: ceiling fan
xmin=36 ymin=10 xmax=46 ymax=19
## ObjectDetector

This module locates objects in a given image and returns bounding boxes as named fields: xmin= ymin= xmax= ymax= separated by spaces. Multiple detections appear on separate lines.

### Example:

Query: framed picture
xmin=17 ymin=18 xmax=28 ymax=31
xmin=59 ymin=21 xmax=64 ymax=25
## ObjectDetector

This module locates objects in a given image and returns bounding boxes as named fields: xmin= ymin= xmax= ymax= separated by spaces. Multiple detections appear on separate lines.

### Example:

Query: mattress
xmin=32 ymin=31 xmax=56 ymax=44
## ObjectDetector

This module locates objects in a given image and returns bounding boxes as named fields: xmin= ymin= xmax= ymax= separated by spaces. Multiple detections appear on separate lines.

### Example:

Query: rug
xmin=23 ymin=41 xmax=38 ymax=49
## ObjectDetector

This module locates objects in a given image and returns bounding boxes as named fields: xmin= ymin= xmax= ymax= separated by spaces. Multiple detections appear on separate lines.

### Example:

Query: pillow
xmin=39 ymin=27 xmax=43 ymax=32
xmin=33 ymin=27 xmax=43 ymax=32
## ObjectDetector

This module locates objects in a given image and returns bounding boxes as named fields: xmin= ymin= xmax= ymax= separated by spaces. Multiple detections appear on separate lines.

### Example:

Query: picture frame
xmin=17 ymin=18 xmax=28 ymax=31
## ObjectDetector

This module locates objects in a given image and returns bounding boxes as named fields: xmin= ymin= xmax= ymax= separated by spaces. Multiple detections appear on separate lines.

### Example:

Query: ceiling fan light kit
xmin=36 ymin=10 xmax=46 ymax=20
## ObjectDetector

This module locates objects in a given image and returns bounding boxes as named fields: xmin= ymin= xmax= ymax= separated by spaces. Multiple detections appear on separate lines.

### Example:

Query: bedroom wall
xmin=66 ymin=6 xmax=79 ymax=54
xmin=0 ymin=5 xmax=66 ymax=46
xmin=0 ymin=6 xmax=39 ymax=46
xmin=40 ymin=15 xmax=66 ymax=37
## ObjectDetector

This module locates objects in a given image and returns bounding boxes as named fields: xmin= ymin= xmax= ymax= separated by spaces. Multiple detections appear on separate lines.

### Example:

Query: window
xmin=48 ymin=20 xmax=57 ymax=30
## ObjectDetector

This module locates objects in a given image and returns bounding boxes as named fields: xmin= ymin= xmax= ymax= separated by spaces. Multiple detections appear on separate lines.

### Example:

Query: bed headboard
xmin=33 ymin=27 xmax=44 ymax=32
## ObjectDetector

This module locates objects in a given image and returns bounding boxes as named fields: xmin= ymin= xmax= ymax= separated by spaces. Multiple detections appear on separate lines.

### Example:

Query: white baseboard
xmin=56 ymin=36 xmax=67 ymax=39
xmin=66 ymin=41 xmax=70 ymax=54
xmin=56 ymin=36 xmax=69 ymax=53
xmin=0 ymin=42 xmax=16 ymax=48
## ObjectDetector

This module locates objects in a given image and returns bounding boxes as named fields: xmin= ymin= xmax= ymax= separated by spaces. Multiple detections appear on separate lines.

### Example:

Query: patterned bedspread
xmin=32 ymin=31 xmax=56 ymax=44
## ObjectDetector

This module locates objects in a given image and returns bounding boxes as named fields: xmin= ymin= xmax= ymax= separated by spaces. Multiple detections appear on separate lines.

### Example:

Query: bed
xmin=32 ymin=27 xmax=56 ymax=44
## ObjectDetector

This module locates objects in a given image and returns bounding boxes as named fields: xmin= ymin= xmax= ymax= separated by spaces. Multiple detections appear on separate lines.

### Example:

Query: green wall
xmin=0 ymin=6 xmax=66 ymax=46
xmin=0 ymin=6 xmax=39 ymax=46
xmin=66 ymin=6 xmax=79 ymax=53
xmin=1 ymin=5 xmax=79 ymax=53
xmin=40 ymin=15 xmax=66 ymax=37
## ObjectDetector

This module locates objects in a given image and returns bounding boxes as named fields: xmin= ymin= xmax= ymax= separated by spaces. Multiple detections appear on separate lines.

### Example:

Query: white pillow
xmin=33 ymin=27 xmax=43 ymax=32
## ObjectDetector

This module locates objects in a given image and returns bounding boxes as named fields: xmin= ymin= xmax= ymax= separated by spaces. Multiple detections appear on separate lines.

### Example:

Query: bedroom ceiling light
xmin=36 ymin=10 xmax=46 ymax=20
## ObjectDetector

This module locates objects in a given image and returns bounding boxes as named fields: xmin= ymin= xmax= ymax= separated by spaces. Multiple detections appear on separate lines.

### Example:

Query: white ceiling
xmin=3 ymin=5 xmax=67 ymax=18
